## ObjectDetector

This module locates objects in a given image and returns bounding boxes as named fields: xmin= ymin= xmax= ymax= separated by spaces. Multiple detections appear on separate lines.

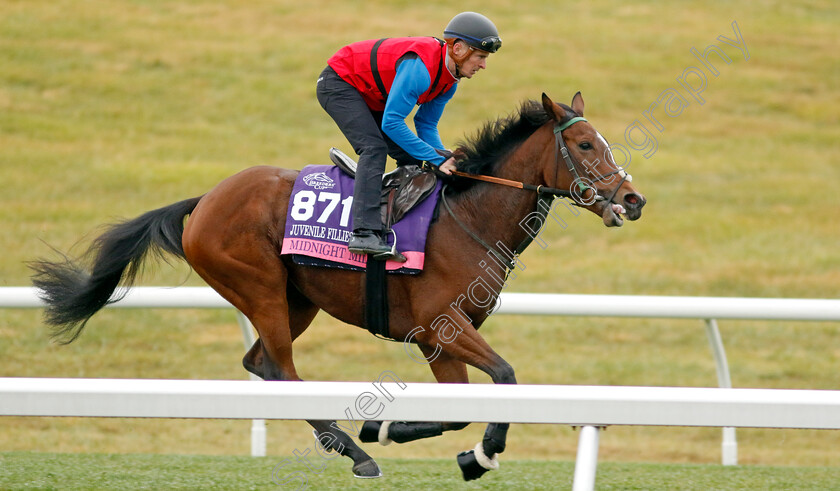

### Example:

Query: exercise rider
xmin=316 ymin=12 xmax=502 ymax=257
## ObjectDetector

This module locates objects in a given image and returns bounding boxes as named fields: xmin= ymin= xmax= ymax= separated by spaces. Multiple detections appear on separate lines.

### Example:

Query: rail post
xmin=236 ymin=311 xmax=267 ymax=457
xmin=704 ymin=318 xmax=737 ymax=465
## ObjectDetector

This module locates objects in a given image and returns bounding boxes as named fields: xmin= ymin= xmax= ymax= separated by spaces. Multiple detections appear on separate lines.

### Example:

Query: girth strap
xmin=364 ymin=257 xmax=390 ymax=338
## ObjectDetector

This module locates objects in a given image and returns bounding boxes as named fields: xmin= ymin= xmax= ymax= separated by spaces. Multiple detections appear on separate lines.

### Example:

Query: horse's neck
xmin=453 ymin=127 xmax=552 ymax=254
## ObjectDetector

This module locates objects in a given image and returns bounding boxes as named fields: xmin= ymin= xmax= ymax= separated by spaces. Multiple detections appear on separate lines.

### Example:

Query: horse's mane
xmin=447 ymin=99 xmax=575 ymax=193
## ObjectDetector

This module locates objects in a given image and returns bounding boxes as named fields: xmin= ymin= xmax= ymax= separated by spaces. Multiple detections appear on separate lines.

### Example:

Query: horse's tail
xmin=29 ymin=196 xmax=203 ymax=344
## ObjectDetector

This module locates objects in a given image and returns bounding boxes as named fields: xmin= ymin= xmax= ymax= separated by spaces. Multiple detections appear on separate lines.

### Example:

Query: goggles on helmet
xmin=476 ymin=35 xmax=502 ymax=53
xmin=445 ymin=32 xmax=502 ymax=53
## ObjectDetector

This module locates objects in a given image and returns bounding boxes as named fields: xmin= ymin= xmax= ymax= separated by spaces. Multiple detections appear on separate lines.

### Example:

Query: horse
xmin=30 ymin=92 xmax=646 ymax=481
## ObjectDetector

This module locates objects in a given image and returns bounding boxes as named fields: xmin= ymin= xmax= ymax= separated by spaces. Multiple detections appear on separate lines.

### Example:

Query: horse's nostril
xmin=623 ymin=193 xmax=646 ymax=210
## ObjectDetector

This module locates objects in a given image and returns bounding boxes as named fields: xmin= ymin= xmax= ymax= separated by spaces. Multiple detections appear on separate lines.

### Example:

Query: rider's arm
xmin=381 ymin=56 xmax=453 ymax=165
xmin=414 ymin=84 xmax=456 ymax=151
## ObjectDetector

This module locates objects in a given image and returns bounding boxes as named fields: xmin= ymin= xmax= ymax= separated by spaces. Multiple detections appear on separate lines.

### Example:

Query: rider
xmin=317 ymin=12 xmax=502 ymax=257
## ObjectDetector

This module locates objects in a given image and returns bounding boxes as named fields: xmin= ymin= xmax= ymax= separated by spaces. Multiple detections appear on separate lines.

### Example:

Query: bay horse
xmin=30 ymin=93 xmax=645 ymax=481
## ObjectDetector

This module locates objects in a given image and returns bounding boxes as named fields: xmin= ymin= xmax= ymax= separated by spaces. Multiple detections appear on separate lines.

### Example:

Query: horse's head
xmin=541 ymin=92 xmax=646 ymax=227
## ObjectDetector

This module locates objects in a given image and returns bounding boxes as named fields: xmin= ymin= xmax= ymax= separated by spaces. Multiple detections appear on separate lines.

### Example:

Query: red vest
xmin=328 ymin=37 xmax=457 ymax=111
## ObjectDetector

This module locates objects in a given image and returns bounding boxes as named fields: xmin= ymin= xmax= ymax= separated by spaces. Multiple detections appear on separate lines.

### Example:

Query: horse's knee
xmin=492 ymin=360 xmax=516 ymax=385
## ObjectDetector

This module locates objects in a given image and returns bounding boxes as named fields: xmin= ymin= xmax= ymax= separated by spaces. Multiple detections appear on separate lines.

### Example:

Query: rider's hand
xmin=439 ymin=157 xmax=457 ymax=175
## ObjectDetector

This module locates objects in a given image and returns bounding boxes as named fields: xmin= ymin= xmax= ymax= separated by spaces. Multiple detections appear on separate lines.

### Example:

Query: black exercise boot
xmin=347 ymin=229 xmax=393 ymax=256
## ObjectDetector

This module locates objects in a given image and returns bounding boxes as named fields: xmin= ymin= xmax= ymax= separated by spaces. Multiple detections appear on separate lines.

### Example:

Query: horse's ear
xmin=541 ymin=93 xmax=563 ymax=122
xmin=571 ymin=91 xmax=585 ymax=116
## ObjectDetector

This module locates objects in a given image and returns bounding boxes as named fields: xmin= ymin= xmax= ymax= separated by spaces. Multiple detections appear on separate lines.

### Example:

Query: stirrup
xmin=348 ymin=231 xmax=391 ymax=255
xmin=373 ymin=230 xmax=406 ymax=262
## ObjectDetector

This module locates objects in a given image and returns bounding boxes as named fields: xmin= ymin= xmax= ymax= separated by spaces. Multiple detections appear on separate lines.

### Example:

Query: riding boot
xmin=348 ymin=229 xmax=393 ymax=256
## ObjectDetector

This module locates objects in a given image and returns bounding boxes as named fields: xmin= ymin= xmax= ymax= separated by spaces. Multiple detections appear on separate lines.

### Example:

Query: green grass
xmin=3 ymin=452 xmax=840 ymax=490
xmin=1 ymin=0 xmax=839 ymax=482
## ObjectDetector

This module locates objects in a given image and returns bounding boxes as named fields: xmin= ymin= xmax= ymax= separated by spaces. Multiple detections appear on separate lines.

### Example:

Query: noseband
xmin=442 ymin=116 xmax=632 ymax=271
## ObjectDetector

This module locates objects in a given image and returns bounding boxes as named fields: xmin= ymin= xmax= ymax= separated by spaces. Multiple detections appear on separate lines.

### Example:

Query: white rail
xmin=3 ymin=378 xmax=839 ymax=491
xmin=2 ymin=378 xmax=839 ymax=427
xmin=4 ymin=287 xmax=840 ymax=321
xmin=498 ymin=292 xmax=840 ymax=321
xmin=3 ymin=286 xmax=840 ymax=471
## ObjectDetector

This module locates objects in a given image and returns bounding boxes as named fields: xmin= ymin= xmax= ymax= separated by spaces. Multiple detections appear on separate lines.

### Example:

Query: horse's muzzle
xmin=622 ymin=192 xmax=646 ymax=221
xmin=600 ymin=192 xmax=646 ymax=227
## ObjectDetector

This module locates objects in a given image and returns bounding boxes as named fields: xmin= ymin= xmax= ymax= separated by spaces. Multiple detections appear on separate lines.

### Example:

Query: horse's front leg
xmin=411 ymin=322 xmax=517 ymax=481
xmin=457 ymin=422 xmax=510 ymax=480
xmin=456 ymin=358 xmax=516 ymax=481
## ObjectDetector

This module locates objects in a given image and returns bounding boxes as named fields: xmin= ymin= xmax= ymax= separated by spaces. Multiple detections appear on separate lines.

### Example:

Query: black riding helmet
xmin=443 ymin=12 xmax=502 ymax=53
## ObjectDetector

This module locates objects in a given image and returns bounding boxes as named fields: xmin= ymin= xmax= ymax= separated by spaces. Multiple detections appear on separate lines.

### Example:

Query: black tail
xmin=29 ymin=196 xmax=203 ymax=344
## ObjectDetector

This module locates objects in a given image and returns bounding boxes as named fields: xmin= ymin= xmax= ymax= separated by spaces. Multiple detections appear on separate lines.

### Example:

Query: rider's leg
xmin=316 ymin=66 xmax=391 ymax=255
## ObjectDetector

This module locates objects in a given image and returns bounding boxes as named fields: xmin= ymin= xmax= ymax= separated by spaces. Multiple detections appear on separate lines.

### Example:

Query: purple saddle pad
xmin=280 ymin=165 xmax=441 ymax=274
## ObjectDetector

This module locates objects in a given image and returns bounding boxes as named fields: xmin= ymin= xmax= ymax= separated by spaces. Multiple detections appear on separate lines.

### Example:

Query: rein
xmin=441 ymin=116 xmax=629 ymax=272
xmin=448 ymin=169 xmax=575 ymax=199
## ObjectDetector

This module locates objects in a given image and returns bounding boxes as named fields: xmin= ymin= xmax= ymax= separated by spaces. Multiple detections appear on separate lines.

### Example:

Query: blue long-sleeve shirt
xmin=381 ymin=56 xmax=457 ymax=165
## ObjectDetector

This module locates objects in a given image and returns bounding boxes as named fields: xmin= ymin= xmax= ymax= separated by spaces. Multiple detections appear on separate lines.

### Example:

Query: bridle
xmin=440 ymin=115 xmax=632 ymax=271
xmin=552 ymin=116 xmax=632 ymax=206
xmin=449 ymin=116 xmax=631 ymax=205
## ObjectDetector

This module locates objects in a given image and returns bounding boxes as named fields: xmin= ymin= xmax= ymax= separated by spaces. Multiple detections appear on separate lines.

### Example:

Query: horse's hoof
xmin=358 ymin=421 xmax=382 ymax=443
xmin=456 ymin=450 xmax=490 ymax=481
xmin=352 ymin=459 xmax=382 ymax=479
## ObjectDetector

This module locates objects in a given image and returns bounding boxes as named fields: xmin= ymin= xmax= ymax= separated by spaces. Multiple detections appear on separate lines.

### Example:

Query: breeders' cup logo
xmin=303 ymin=172 xmax=335 ymax=190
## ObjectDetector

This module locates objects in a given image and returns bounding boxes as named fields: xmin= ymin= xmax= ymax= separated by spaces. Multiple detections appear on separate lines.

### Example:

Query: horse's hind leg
xmin=243 ymin=283 xmax=320 ymax=380
xmin=253 ymin=330 xmax=382 ymax=478
xmin=188 ymin=255 xmax=380 ymax=477
xmin=232 ymin=281 xmax=382 ymax=478
xmin=209 ymin=282 xmax=381 ymax=477
xmin=183 ymin=169 xmax=380 ymax=478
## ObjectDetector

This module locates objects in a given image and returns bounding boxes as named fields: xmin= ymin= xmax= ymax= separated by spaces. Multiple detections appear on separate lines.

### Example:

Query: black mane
xmin=448 ymin=100 xmax=576 ymax=193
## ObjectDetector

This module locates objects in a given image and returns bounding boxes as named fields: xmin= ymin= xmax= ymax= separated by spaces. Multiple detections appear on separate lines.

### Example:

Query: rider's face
xmin=454 ymin=43 xmax=490 ymax=79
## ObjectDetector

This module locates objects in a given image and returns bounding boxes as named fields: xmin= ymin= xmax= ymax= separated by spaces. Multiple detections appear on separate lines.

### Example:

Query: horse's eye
xmin=579 ymin=142 xmax=592 ymax=150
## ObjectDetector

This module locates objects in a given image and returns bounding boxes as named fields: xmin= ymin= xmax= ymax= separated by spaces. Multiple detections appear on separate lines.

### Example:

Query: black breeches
xmin=316 ymin=66 xmax=420 ymax=232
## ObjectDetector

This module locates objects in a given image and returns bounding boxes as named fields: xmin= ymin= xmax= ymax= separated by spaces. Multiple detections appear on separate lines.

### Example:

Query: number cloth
xmin=280 ymin=165 xmax=442 ymax=273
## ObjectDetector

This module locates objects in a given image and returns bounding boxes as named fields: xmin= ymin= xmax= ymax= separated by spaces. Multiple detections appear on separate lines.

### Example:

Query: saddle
xmin=329 ymin=148 xmax=438 ymax=228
